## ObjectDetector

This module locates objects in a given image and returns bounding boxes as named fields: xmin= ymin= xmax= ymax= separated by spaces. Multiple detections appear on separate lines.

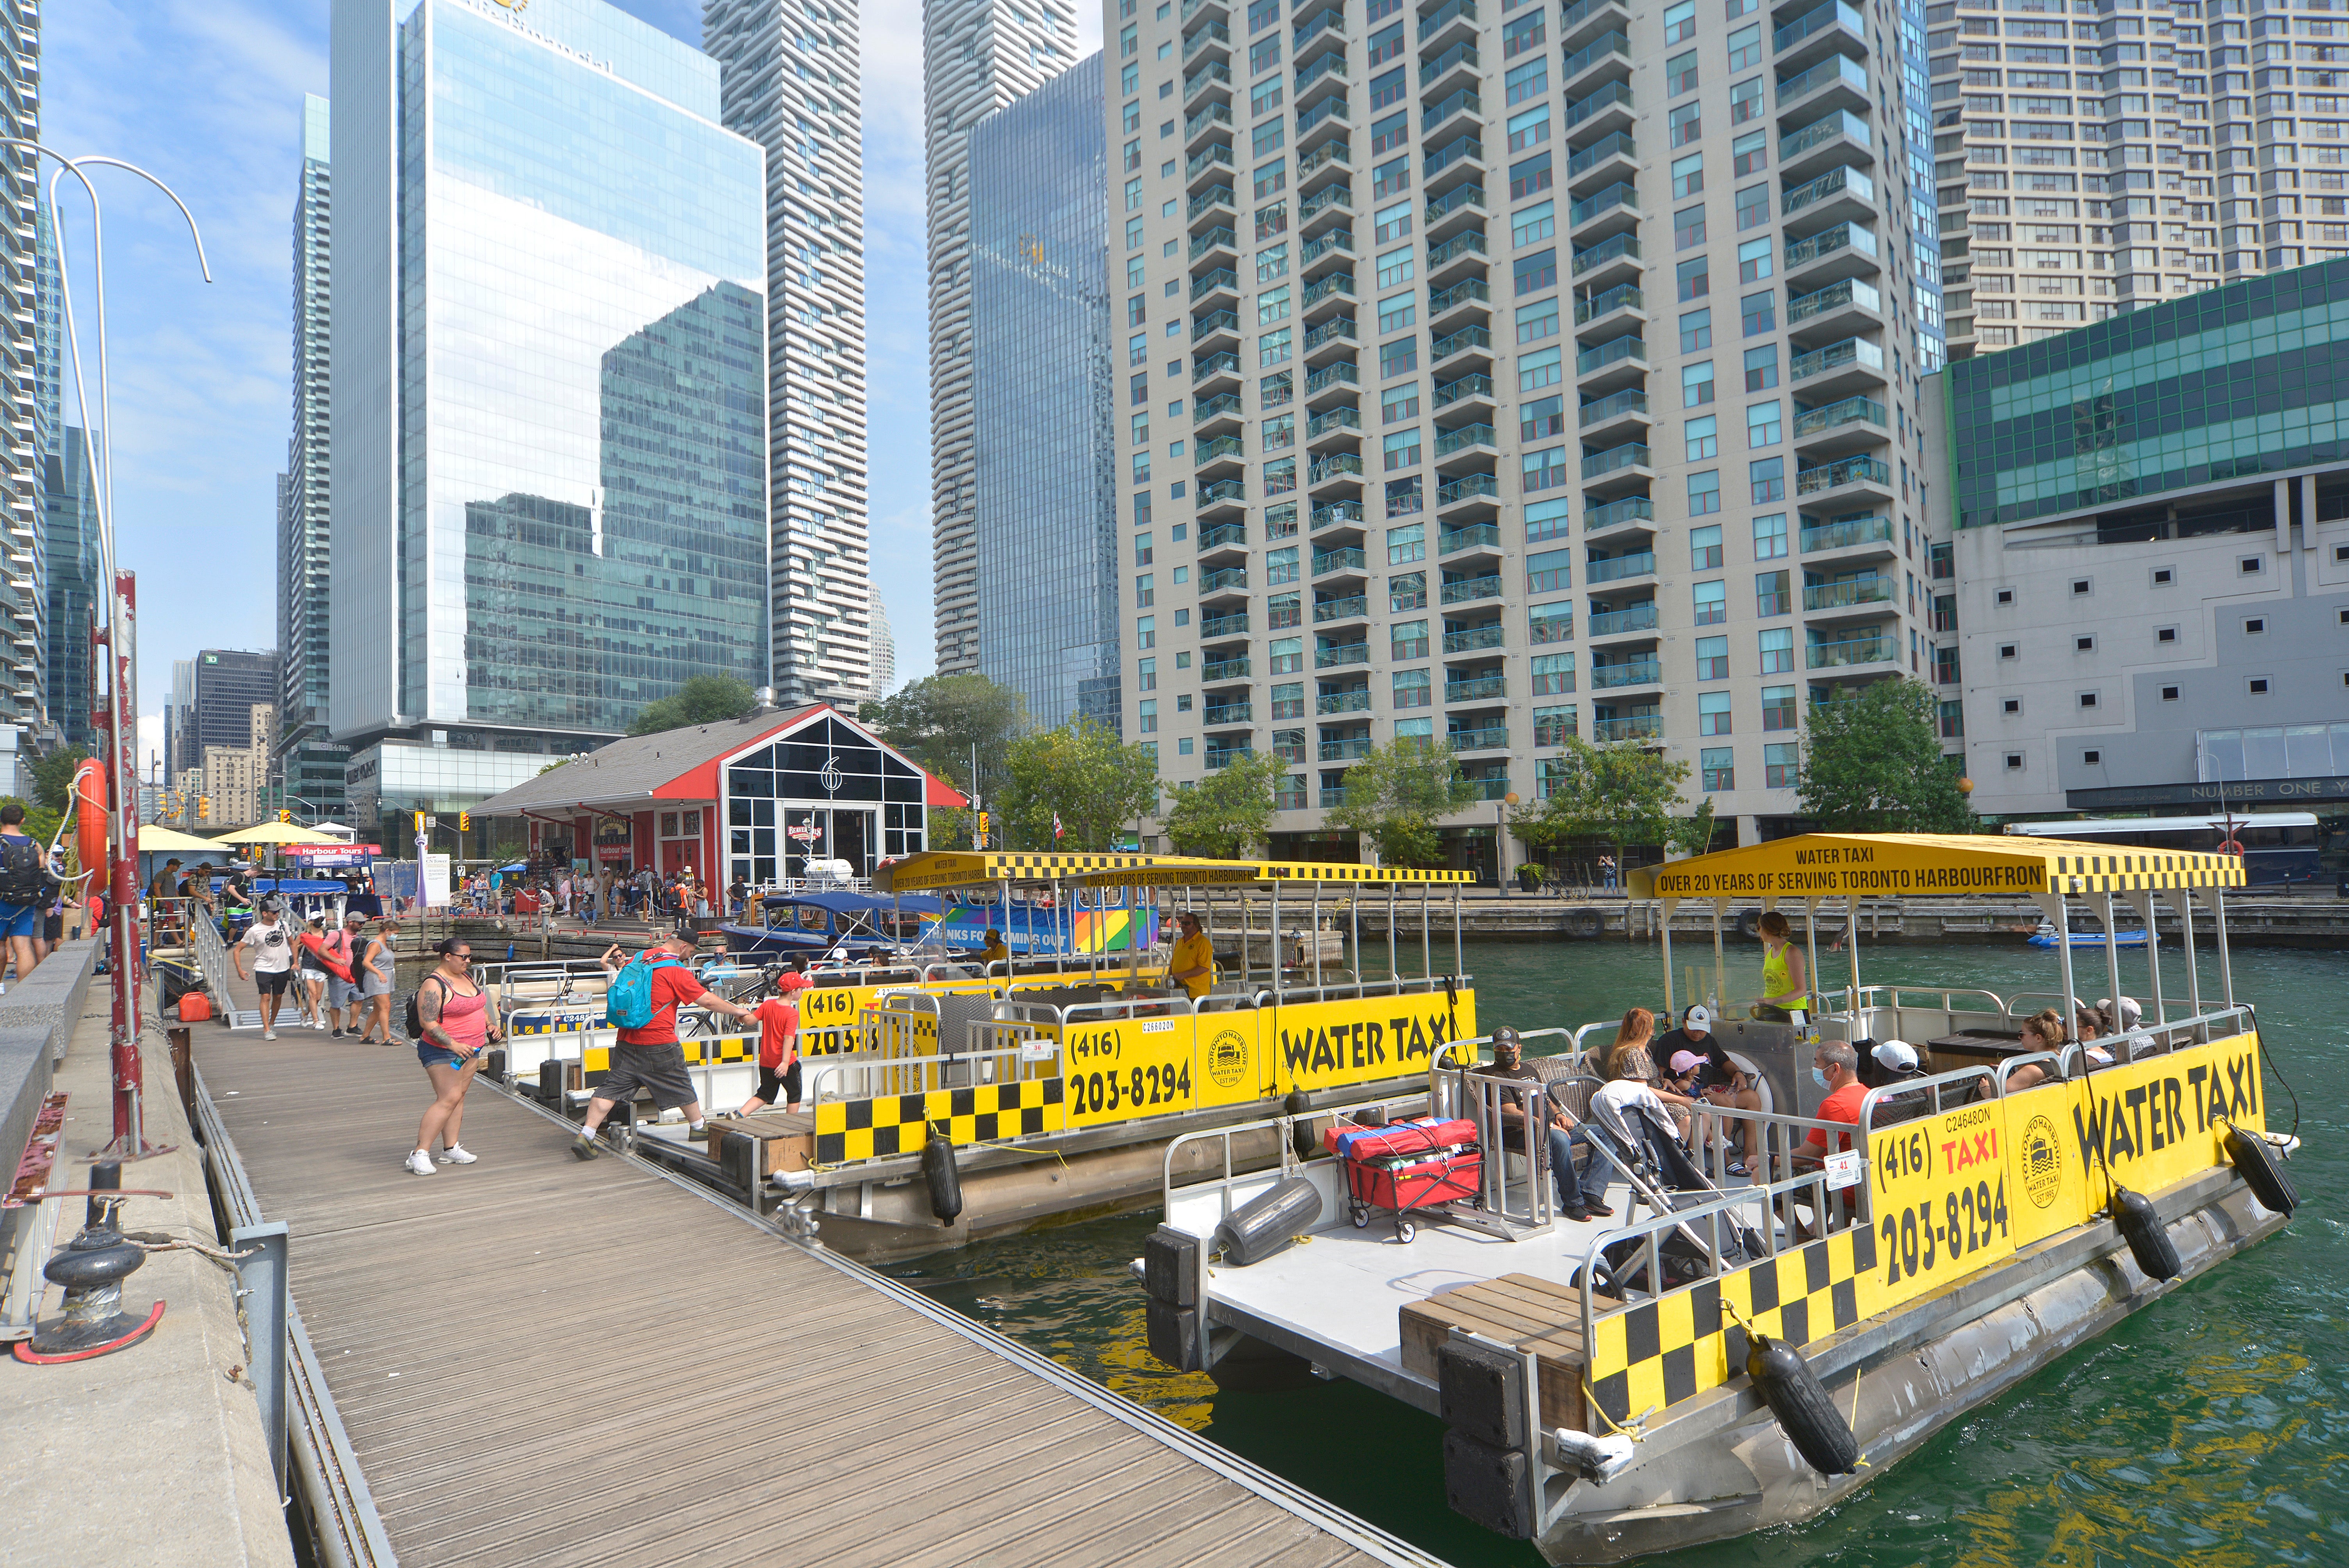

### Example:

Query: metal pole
xmin=2140 ymin=893 xmax=2164 ymax=1025
xmin=2181 ymin=886 xmax=2201 ymax=1022
xmin=2054 ymin=893 xmax=2077 ymax=1035
xmin=1846 ymin=894 xmax=1861 ymax=1002
xmin=2210 ymin=885 xmax=2234 ymax=1010
xmin=1804 ymin=896 xmax=1823 ymax=1019
xmin=1710 ymin=899 xmax=1726 ymax=1012
xmin=1452 ymin=882 xmax=1463 ymax=979
xmin=1659 ymin=897 xmax=1675 ymax=1018
xmin=1420 ymin=886 xmax=1431 ymax=978
xmin=2098 ymin=891 xmax=2124 ymax=1032
xmin=230 ymin=1220 xmax=291 ymax=1494
xmin=1386 ymin=880 xmax=1397 ymax=993
xmin=1311 ymin=881 xmax=1321 ymax=989
xmin=1348 ymin=878 xmax=1362 ymax=997
xmin=1270 ymin=879 xmax=1282 ymax=1001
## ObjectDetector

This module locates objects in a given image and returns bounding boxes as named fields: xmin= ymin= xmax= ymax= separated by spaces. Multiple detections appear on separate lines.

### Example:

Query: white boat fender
xmin=1552 ymin=1427 xmax=1636 ymax=1484
xmin=1744 ymin=1325 xmax=1860 ymax=1475
xmin=1212 ymin=1176 xmax=1323 ymax=1266
xmin=921 ymin=1128 xmax=964 ymax=1226
xmin=2222 ymin=1120 xmax=2299 ymax=1217
xmin=2108 ymin=1185 xmax=2182 ymax=1281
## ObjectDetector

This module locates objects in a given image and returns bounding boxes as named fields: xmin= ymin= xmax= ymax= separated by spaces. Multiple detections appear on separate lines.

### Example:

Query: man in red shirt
xmin=734 ymin=959 xmax=815 ymax=1115
xmin=571 ymin=934 xmax=756 ymax=1158
xmin=1797 ymin=1039 xmax=1866 ymax=1164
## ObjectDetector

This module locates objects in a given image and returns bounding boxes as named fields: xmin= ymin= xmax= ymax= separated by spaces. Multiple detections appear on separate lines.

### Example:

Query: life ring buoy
xmin=1736 ymin=909 xmax=1763 ymax=940
xmin=72 ymin=758 xmax=107 ymax=890
xmin=2215 ymin=839 xmax=2244 ymax=855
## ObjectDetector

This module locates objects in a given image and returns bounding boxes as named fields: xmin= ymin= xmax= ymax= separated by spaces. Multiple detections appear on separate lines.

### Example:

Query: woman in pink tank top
xmin=406 ymin=937 xmax=503 ymax=1176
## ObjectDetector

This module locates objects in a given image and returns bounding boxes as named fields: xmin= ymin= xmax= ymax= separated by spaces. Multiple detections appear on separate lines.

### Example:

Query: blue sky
xmin=43 ymin=0 xmax=1100 ymax=770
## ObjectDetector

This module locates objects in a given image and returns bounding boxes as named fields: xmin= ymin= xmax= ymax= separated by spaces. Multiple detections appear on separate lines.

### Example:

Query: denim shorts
xmin=417 ymin=1041 xmax=479 ymax=1072
xmin=0 ymin=901 xmax=38 ymax=940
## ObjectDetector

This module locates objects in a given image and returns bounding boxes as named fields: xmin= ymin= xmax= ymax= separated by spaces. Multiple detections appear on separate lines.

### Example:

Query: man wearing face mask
xmin=1483 ymin=1027 xmax=1615 ymax=1222
xmin=1794 ymin=1039 xmax=1865 ymax=1170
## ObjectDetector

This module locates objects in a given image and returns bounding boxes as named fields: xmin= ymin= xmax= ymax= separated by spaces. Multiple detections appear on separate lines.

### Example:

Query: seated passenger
xmin=1602 ymin=1007 xmax=1697 ymax=1141
xmin=1792 ymin=1040 xmax=1866 ymax=1170
xmin=1863 ymin=1040 xmax=1935 ymax=1124
xmin=1659 ymin=1004 xmax=1763 ymax=1174
xmin=980 ymin=928 xmax=1012 ymax=971
xmin=2003 ymin=1009 xmax=2069 ymax=1092
xmin=1481 ymin=1026 xmax=1613 ymax=1222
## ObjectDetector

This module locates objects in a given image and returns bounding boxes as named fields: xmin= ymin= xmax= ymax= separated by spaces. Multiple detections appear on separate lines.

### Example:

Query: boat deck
xmin=195 ymin=1030 xmax=1448 ymax=1568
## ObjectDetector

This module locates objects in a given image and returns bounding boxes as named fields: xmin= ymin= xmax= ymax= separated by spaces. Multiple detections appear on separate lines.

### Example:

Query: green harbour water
xmin=885 ymin=937 xmax=2349 ymax=1566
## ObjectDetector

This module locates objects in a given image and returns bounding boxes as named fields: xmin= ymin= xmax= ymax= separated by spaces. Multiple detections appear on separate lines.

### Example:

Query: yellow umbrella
xmin=139 ymin=824 xmax=218 ymax=853
xmin=210 ymin=822 xmax=345 ymax=846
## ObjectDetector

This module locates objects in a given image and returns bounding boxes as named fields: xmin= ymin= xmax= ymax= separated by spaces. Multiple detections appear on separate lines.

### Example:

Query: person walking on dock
xmin=356 ymin=916 xmax=397 ymax=1044
xmin=570 ymin=933 xmax=757 ymax=1158
xmin=232 ymin=901 xmax=297 ymax=1039
xmin=734 ymin=959 xmax=813 ymax=1115
xmin=407 ymin=937 xmax=502 ymax=1174
xmin=0 ymin=802 xmax=57 ymax=983
xmin=323 ymin=912 xmax=366 ymax=1038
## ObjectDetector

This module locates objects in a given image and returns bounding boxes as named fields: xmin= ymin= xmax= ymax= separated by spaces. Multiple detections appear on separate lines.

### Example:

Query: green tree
xmin=29 ymin=748 xmax=88 ymax=815
xmin=0 ymin=798 xmax=64 ymax=856
xmin=1512 ymin=735 xmax=1694 ymax=875
xmin=1162 ymin=749 xmax=1281 ymax=858
xmin=998 ymin=718 xmax=1161 ymax=850
xmin=1328 ymin=739 xmax=1477 ymax=867
xmin=1797 ymin=678 xmax=1974 ymax=832
xmin=862 ymin=673 xmax=1030 ymax=800
xmin=626 ymin=674 xmax=760 ymax=736
xmin=1668 ymin=794 xmax=1719 ymax=859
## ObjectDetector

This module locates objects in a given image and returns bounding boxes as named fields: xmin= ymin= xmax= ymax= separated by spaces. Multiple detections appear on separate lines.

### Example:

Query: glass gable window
xmin=725 ymin=717 xmax=926 ymax=883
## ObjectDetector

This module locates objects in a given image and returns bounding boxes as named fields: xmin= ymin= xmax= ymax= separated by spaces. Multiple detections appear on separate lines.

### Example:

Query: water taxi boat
xmin=1135 ymin=833 xmax=2301 ymax=1562
xmin=483 ymin=850 xmax=1483 ymax=1263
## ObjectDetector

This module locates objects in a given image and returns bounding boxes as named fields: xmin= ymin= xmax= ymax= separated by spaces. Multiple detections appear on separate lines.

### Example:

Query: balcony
xmin=1580 ymin=441 xmax=1651 ymax=488
xmin=1189 ymin=224 xmax=1238 ymax=262
xmin=1569 ymin=232 xmax=1641 ymax=290
xmin=1592 ymin=713 xmax=1663 ymax=741
xmin=1433 ymin=372 xmax=1495 ymax=413
xmin=1203 ymin=746 xmax=1256 ymax=772
xmin=1424 ymin=86 xmax=1482 ymax=139
xmin=1306 ymin=405 xmax=1362 ymax=445
xmin=1445 ymin=674 xmax=1507 ymax=704
xmin=1775 ymin=52 xmax=1869 ymax=123
xmin=1568 ymin=181 xmax=1638 ymax=242
xmin=1564 ymin=78 xmax=1634 ymax=140
xmin=1305 ymin=314 xmax=1358 ymax=357
xmin=1297 ymin=91 xmax=1350 ymax=143
xmin=1567 ymin=130 xmax=1637 ymax=194
xmin=1576 ymin=332 xmax=1647 ymax=394
xmin=1187 ymin=183 xmax=1236 ymax=224
xmin=1424 ymin=187 xmax=1487 ymax=253
xmin=1439 ymin=521 xmax=1502 ymax=555
xmin=1802 ymin=577 xmax=1896 ymax=620
xmin=1191 ymin=349 xmax=1241 ymax=388
xmin=1590 ymin=657 xmax=1664 ymax=690
xmin=1583 ymin=494 xmax=1655 ymax=537
xmin=1574 ymin=282 xmax=1643 ymax=332
xmin=1196 ymin=479 xmax=1249 ymax=515
xmin=1562 ymin=29 xmax=1632 ymax=95
xmin=1786 ymin=276 xmax=1884 ymax=345
xmin=1577 ymin=387 xmax=1648 ymax=443
xmin=1440 ymin=572 xmax=1503 ymax=604
xmin=1419 ymin=0 xmax=1478 ymax=50
xmin=1782 ymin=221 xmax=1880 ymax=288
xmin=1295 ymin=48 xmax=1348 ymax=100
xmin=1588 ymin=601 xmax=1660 ymax=638
xmin=1309 ymin=451 xmax=1365 ymax=486
xmin=1427 ymin=228 xmax=1489 ymax=284
xmin=1799 ymin=511 xmax=1895 ymax=558
xmin=1302 ymin=269 xmax=1355 ymax=312
xmin=1318 ymin=736 xmax=1373 ymax=763
xmin=1806 ymin=634 xmax=1899 ymax=670
xmin=1312 ymin=546 xmax=1368 ymax=577
xmin=1185 ymin=101 xmax=1234 ymax=149
xmin=1194 ymin=433 xmax=1246 ymax=473
xmin=1432 ymin=323 xmax=1494 ymax=367
xmin=1193 ymin=390 xmax=1244 ymax=430
xmin=1181 ymin=0 xmax=1227 ymax=21
xmin=1201 ymin=656 xmax=1254 ymax=683
xmin=1791 ymin=393 xmax=1887 ymax=458
xmin=1315 ymin=641 xmax=1371 ymax=668
xmin=1429 ymin=276 xmax=1491 ymax=328
xmin=1190 ymin=265 xmax=1239 ymax=303
xmin=1304 ymin=358 xmax=1360 ymax=404
xmin=1191 ymin=306 xmax=1241 ymax=346
xmin=1197 ymin=520 xmax=1249 ymax=552
xmin=1200 ymin=610 xmax=1251 ymax=639
xmin=1310 ymin=499 xmax=1365 ymax=529
xmin=1436 ymin=473 xmax=1500 ymax=514
xmin=1584 ymin=549 xmax=1656 ymax=584
xmin=1773 ymin=0 xmax=1866 ymax=74
xmin=1780 ymin=164 xmax=1875 ymax=236
xmin=1559 ymin=0 xmax=1629 ymax=50
xmin=1422 ymin=40 xmax=1481 ymax=96
xmin=1298 ymin=137 xmax=1351 ymax=184
xmin=1300 ymin=183 xmax=1354 ymax=231
xmin=1448 ymin=725 xmax=1510 ymax=752
xmin=1301 ymin=226 xmax=1355 ymax=273
xmin=1434 ymin=422 xmax=1496 ymax=460
xmin=1184 ymin=59 xmax=1233 ymax=113
xmin=1317 ymin=689 xmax=1372 ymax=715
xmin=1794 ymin=453 xmax=1894 ymax=505
xmin=1779 ymin=109 xmax=1873 ymax=184
xmin=1789 ymin=335 xmax=1885 ymax=401
xmin=1199 ymin=564 xmax=1250 ymax=594
xmin=1187 ymin=140 xmax=1233 ymax=184
xmin=1443 ymin=623 xmax=1505 ymax=655
xmin=1182 ymin=20 xmax=1231 ymax=65
xmin=1312 ymin=593 xmax=1368 ymax=623
xmin=1295 ymin=2 xmax=1345 ymax=47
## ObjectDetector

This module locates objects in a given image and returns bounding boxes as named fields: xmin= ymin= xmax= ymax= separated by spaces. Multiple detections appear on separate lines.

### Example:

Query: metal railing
xmin=1800 ymin=512 xmax=1893 ymax=552
xmin=1781 ymin=108 xmax=1870 ymax=163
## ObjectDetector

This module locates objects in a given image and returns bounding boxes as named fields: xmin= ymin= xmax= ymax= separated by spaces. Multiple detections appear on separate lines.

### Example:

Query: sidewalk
xmin=0 ymin=946 xmax=291 ymax=1567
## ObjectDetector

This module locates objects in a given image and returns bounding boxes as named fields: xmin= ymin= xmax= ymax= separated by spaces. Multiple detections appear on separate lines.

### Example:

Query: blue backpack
xmin=604 ymin=954 xmax=679 ymax=1030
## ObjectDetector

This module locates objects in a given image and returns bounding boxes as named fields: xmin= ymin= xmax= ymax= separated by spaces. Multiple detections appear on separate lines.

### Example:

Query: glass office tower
xmin=330 ymin=0 xmax=769 ymax=820
xmin=971 ymin=53 xmax=1121 ymax=731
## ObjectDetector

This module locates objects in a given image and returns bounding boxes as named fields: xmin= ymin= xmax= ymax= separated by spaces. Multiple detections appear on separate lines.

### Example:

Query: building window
xmin=1696 ymin=636 xmax=1729 ymax=681
xmin=1269 ymin=636 xmax=1304 ymax=674
xmin=1753 ymin=512 xmax=1786 ymax=559
xmin=1743 ymin=344 xmax=1778 ymax=391
xmin=1135 ymin=573 xmax=1155 ymax=607
xmin=1701 ymin=747 xmax=1734 ymax=792
xmin=1737 ymin=237 xmax=1772 ymax=283
xmin=1381 ymin=293 xmax=1419 ymax=334
xmin=2248 ymin=677 xmax=2271 ymax=695
xmin=2156 ymin=626 xmax=2177 ymax=644
xmin=1136 ymin=615 xmax=1156 ymax=649
xmin=1377 ymin=245 xmax=1415 ymax=289
xmin=1178 ymin=738 xmax=1193 ymax=755
xmin=1691 ymin=524 xmax=1723 ymax=569
xmin=1507 ymin=103 xmax=1552 ymax=153
xmin=1735 ymin=183 xmax=1769 ymax=230
xmin=1732 ymin=129 xmax=1767 ymax=178
xmin=1688 ymin=469 xmax=1721 ymax=516
xmin=2004 ymin=752 xmax=2023 ymax=771
xmin=1511 ymin=201 xmax=1555 ymax=248
xmin=1392 ymin=668 xmax=1431 ymax=708
xmin=2071 ymin=577 xmax=2091 ymax=596
xmin=1534 ymin=705 xmax=1577 ymax=748
xmin=1667 ymin=50 xmax=1699 ymax=96
xmin=1761 ymin=681 xmax=1796 ymax=729
xmin=1391 ymin=619 xmax=1429 ymax=660
xmin=1683 ymin=361 xmax=1715 ymax=408
xmin=1267 ymin=546 xmax=1299 ymax=585
xmin=1675 ymin=204 xmax=1707 ymax=250
xmin=1747 ymin=400 xmax=1780 ymax=446
xmin=1521 ymin=395 xmax=1565 ymax=443
xmin=1698 ymin=691 xmax=1732 ymax=735
xmin=1679 ymin=308 xmax=1713 ymax=354
xmin=1259 ymin=328 xmax=1293 ymax=366
xmin=1258 ymin=284 xmax=1292 ymax=325
xmin=1672 ymin=153 xmax=1704 ymax=200
xmin=1530 ymin=602 xmax=1573 ymax=642
xmin=1514 ymin=248 xmax=1558 ymax=294
xmin=1387 ymin=521 xmax=1426 ymax=563
xmin=2239 ymin=555 xmax=2264 ymax=575
xmin=2244 ymin=617 xmax=2267 ymax=635
xmin=1531 ymin=652 xmax=1576 ymax=695
xmin=1676 ymin=255 xmax=1709 ymax=302
xmin=2075 ymin=634 xmax=2095 ymax=652
xmin=1271 ymin=684 xmax=1305 ymax=720
xmin=2083 ymin=750 xmax=2101 ymax=766
xmin=2002 ymin=697 xmax=2020 ymax=715
xmin=2160 ymin=685 xmax=2179 ymax=701
xmin=1390 ymin=571 xmax=1427 ymax=611
xmin=1376 ymin=200 xmax=1413 ymax=244
xmin=1134 ymin=532 xmax=1154 ymax=566
xmin=1665 ymin=0 xmax=1697 ymax=43
xmin=1686 ymin=415 xmax=1719 ymax=461
xmin=1693 ymin=579 xmax=1727 ymax=624
xmin=1765 ymin=741 xmax=1799 ymax=787
xmin=1526 ymin=547 xmax=1573 ymax=595
xmin=2078 ymin=692 xmax=2098 ymax=709
xmin=1749 ymin=456 xmax=1784 ymax=504
xmin=1515 ymin=295 xmax=1559 ymax=343
xmin=1759 ymin=627 xmax=1794 ymax=676
xmin=1669 ymin=102 xmax=1702 ymax=148
xmin=1138 ymin=699 xmax=1158 ymax=732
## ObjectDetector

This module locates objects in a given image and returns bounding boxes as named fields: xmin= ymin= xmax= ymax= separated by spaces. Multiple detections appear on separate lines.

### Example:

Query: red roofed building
xmin=470 ymin=704 xmax=965 ymax=885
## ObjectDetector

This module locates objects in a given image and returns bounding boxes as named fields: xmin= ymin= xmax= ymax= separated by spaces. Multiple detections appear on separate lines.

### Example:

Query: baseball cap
xmin=1873 ymin=1039 xmax=1920 ymax=1074
xmin=1490 ymin=1025 xmax=1523 ymax=1051
xmin=2098 ymin=996 xmax=2143 ymax=1031
xmin=1668 ymin=1049 xmax=1705 ymax=1074
xmin=1684 ymin=1004 xmax=1713 ymax=1031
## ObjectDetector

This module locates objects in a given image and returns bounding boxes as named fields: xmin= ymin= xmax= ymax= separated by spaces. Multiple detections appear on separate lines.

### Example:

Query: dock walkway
xmin=195 ymin=1030 xmax=1445 ymax=1568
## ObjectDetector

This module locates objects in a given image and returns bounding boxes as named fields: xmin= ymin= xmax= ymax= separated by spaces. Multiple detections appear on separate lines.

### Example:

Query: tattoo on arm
xmin=418 ymin=979 xmax=454 ymax=1051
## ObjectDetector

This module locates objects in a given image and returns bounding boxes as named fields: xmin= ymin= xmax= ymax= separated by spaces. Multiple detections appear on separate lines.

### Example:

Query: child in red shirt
xmin=735 ymin=963 xmax=814 ymax=1115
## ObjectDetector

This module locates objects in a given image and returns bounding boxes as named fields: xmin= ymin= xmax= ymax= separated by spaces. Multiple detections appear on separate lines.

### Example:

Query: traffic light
xmin=197 ymin=795 xmax=211 ymax=821
xmin=459 ymin=811 xmax=471 ymax=832
xmin=975 ymin=810 xmax=990 ymax=848
xmin=279 ymin=809 xmax=291 ymax=825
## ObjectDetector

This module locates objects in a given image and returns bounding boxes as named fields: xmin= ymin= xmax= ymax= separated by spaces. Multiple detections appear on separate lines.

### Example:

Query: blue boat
xmin=2027 ymin=917 xmax=2148 ymax=949
xmin=721 ymin=889 xmax=1148 ymax=959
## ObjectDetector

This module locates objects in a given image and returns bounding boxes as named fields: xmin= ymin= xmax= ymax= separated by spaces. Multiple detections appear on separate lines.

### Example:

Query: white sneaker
xmin=404 ymin=1150 xmax=435 ymax=1176
xmin=437 ymin=1145 xmax=478 ymax=1165
xmin=264 ymin=1028 xmax=277 ymax=1040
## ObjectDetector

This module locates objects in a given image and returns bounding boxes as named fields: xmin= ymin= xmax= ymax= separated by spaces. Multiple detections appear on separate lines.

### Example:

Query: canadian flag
xmin=1052 ymin=812 xmax=1064 ymax=841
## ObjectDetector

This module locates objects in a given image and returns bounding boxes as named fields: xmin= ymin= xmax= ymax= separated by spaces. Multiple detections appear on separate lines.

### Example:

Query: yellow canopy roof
xmin=138 ymin=824 xmax=218 ymax=853
xmin=873 ymin=850 xmax=1168 ymax=893
xmin=1047 ymin=858 xmax=1477 ymax=891
xmin=1632 ymin=832 xmax=2246 ymax=900
xmin=875 ymin=850 xmax=1481 ymax=894
xmin=210 ymin=821 xmax=346 ymax=846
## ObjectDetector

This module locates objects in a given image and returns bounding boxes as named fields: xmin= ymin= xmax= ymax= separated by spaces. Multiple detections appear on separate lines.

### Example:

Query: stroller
xmin=1561 ymin=1077 xmax=1767 ymax=1297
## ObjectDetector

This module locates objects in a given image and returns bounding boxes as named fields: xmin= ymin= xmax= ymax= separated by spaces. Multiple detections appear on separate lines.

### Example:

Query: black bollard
xmin=16 ymin=1186 xmax=161 ymax=1363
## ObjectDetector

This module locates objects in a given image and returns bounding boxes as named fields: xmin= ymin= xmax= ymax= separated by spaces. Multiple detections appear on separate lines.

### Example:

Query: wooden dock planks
xmin=198 ymin=1032 xmax=1433 ymax=1568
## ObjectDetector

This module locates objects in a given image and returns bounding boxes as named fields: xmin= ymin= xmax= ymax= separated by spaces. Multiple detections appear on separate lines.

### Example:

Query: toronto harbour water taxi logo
xmin=1207 ymin=1028 xmax=1249 ymax=1089
xmin=2020 ymin=1112 xmax=2064 ymax=1209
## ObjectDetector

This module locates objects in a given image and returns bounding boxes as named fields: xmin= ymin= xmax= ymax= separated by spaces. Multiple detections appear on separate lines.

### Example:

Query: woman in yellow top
xmin=980 ymin=928 xmax=1012 ymax=971
xmin=1168 ymin=911 xmax=1215 ymax=1000
xmin=1753 ymin=909 xmax=1810 ymax=1021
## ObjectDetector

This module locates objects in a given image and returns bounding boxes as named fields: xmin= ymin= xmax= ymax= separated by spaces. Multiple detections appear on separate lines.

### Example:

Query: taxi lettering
xmin=1940 ymin=1125 xmax=2000 ymax=1174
